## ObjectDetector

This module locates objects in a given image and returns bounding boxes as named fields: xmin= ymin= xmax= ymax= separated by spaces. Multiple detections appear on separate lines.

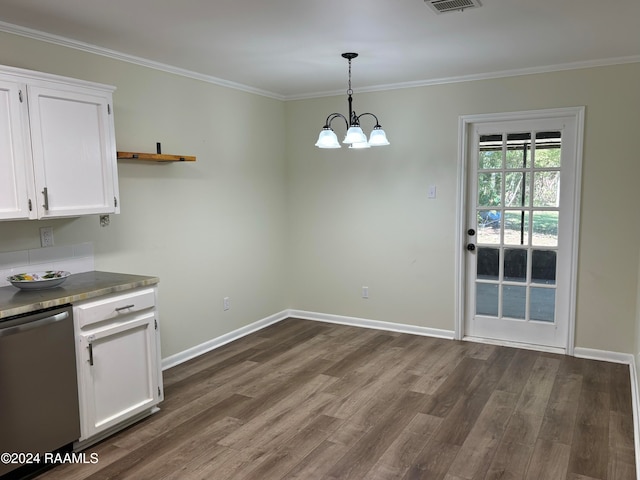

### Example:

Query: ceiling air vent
xmin=425 ymin=0 xmax=481 ymax=14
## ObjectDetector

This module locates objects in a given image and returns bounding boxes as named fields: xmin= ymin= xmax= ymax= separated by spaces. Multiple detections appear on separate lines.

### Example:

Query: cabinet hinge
xmin=154 ymin=319 xmax=158 ymax=330
xmin=28 ymin=199 xmax=32 ymax=211
xmin=114 ymin=197 xmax=118 ymax=208
xmin=158 ymin=386 xmax=161 ymax=397
xmin=18 ymin=90 xmax=23 ymax=103
xmin=107 ymin=104 xmax=111 ymax=115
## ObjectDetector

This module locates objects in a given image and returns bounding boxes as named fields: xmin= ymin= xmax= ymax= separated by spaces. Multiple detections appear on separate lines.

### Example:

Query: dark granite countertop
xmin=0 ymin=271 xmax=159 ymax=319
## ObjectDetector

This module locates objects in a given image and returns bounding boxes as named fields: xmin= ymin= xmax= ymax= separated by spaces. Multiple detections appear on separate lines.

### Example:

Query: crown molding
xmin=2 ymin=20 xmax=638 ymax=102
xmin=0 ymin=20 xmax=286 ymax=101
xmin=292 ymin=55 xmax=640 ymax=100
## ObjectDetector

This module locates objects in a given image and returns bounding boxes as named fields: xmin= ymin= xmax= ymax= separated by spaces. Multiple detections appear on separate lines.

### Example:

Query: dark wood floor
xmin=36 ymin=318 xmax=636 ymax=480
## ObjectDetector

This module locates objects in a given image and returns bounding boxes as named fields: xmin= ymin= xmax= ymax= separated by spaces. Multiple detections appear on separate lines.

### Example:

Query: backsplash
xmin=0 ymin=242 xmax=94 ymax=287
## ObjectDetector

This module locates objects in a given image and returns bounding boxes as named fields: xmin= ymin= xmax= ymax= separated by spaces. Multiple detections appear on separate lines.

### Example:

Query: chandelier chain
xmin=347 ymin=58 xmax=353 ymax=96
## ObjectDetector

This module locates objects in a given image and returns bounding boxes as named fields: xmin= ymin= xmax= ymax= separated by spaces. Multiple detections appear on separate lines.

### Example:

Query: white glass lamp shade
xmin=349 ymin=141 xmax=371 ymax=149
xmin=343 ymin=125 xmax=367 ymax=144
xmin=315 ymin=128 xmax=341 ymax=148
xmin=368 ymin=127 xmax=390 ymax=146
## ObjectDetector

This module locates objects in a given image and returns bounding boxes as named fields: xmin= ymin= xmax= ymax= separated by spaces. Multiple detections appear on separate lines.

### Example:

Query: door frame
xmin=454 ymin=107 xmax=585 ymax=354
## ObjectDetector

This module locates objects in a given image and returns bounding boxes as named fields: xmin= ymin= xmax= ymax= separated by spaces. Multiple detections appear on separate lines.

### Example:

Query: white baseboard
xmin=573 ymin=347 xmax=635 ymax=364
xmin=288 ymin=309 xmax=456 ymax=340
xmin=631 ymin=355 xmax=640 ymax=480
xmin=161 ymin=309 xmax=290 ymax=370
xmin=162 ymin=308 xmax=455 ymax=371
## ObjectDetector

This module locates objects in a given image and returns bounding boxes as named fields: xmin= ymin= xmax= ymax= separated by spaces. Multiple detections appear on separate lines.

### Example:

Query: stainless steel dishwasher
xmin=0 ymin=304 xmax=80 ymax=478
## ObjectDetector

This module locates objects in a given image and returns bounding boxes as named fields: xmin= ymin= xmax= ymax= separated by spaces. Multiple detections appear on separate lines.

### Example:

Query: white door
xmin=0 ymin=80 xmax=34 ymax=220
xmin=460 ymin=108 xmax=583 ymax=351
xmin=27 ymin=85 xmax=117 ymax=218
xmin=77 ymin=313 xmax=159 ymax=440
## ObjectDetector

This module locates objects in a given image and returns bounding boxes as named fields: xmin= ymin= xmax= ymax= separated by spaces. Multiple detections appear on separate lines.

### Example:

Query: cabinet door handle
xmin=88 ymin=343 xmax=94 ymax=366
xmin=115 ymin=304 xmax=135 ymax=312
xmin=42 ymin=187 xmax=49 ymax=210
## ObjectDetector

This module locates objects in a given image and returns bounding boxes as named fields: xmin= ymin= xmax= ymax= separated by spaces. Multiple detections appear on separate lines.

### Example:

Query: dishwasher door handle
xmin=0 ymin=311 xmax=69 ymax=338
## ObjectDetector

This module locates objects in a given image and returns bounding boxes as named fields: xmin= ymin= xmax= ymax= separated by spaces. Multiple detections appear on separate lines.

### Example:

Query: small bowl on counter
xmin=7 ymin=271 xmax=71 ymax=290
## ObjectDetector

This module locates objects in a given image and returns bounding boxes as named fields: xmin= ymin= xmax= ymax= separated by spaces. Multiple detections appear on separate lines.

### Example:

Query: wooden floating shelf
xmin=117 ymin=151 xmax=196 ymax=162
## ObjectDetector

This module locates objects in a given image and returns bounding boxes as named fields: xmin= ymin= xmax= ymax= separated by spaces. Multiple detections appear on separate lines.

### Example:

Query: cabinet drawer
xmin=75 ymin=288 xmax=156 ymax=328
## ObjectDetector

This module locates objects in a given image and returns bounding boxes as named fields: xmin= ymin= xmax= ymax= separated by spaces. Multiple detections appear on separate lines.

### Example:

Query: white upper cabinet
xmin=0 ymin=65 xmax=120 ymax=220
xmin=28 ymin=85 xmax=118 ymax=217
xmin=0 ymin=79 xmax=32 ymax=220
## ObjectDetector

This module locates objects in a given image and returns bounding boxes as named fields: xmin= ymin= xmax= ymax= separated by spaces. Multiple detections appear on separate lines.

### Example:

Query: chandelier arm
xmin=355 ymin=112 xmax=382 ymax=127
xmin=325 ymin=113 xmax=349 ymax=130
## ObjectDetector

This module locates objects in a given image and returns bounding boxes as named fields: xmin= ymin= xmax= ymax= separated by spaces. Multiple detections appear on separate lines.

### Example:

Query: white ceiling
xmin=0 ymin=0 xmax=639 ymax=99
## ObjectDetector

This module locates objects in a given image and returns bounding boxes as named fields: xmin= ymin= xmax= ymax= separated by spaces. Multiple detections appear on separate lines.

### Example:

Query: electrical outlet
xmin=223 ymin=297 xmax=230 ymax=311
xmin=362 ymin=286 xmax=369 ymax=299
xmin=40 ymin=226 xmax=54 ymax=247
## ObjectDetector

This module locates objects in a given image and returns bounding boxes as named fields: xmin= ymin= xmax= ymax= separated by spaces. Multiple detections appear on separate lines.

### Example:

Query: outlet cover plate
xmin=40 ymin=226 xmax=54 ymax=247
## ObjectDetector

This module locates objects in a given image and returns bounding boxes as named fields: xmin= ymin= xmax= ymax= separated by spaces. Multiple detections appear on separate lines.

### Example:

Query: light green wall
xmin=1 ymin=31 xmax=639 ymax=356
xmin=0 ymin=32 xmax=288 ymax=357
xmin=286 ymin=63 xmax=640 ymax=354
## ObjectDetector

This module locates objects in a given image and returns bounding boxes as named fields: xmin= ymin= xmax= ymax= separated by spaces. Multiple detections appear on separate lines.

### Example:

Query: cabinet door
xmin=77 ymin=313 xmax=159 ymax=440
xmin=0 ymin=80 xmax=35 ymax=220
xmin=27 ymin=85 xmax=118 ymax=218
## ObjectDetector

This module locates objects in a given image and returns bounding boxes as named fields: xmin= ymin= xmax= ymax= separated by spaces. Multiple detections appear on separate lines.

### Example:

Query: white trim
xmin=161 ymin=308 xmax=455 ymax=371
xmin=0 ymin=21 xmax=285 ymax=101
xmin=454 ymin=115 xmax=469 ymax=341
xmin=294 ymin=56 xmax=640 ymax=100
xmin=566 ymin=107 xmax=585 ymax=355
xmin=288 ymin=309 xmax=456 ymax=339
xmin=463 ymin=335 xmax=566 ymax=355
xmin=0 ymin=63 xmax=115 ymax=92
xmin=455 ymin=107 xmax=584 ymax=354
xmin=1 ymin=20 xmax=638 ymax=102
xmin=573 ymin=347 xmax=635 ymax=365
xmin=632 ymin=355 xmax=640 ymax=480
xmin=161 ymin=310 xmax=289 ymax=370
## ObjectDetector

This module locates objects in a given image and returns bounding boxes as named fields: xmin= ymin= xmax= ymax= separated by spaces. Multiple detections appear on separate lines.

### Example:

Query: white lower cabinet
xmin=73 ymin=287 xmax=163 ymax=444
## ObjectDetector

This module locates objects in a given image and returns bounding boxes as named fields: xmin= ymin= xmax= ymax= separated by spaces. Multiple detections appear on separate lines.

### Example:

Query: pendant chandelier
xmin=315 ymin=53 xmax=390 ymax=149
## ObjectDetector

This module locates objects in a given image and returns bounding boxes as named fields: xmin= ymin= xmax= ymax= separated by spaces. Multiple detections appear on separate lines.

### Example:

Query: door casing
xmin=454 ymin=107 xmax=585 ymax=354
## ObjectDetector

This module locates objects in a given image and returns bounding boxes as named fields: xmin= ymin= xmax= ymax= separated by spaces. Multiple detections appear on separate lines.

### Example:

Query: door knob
xmin=467 ymin=243 xmax=476 ymax=251
xmin=467 ymin=229 xmax=476 ymax=236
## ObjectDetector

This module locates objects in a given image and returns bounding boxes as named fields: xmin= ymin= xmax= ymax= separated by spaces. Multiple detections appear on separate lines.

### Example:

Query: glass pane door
xmin=462 ymin=108 xmax=582 ymax=351
xmin=474 ymin=131 xmax=561 ymax=325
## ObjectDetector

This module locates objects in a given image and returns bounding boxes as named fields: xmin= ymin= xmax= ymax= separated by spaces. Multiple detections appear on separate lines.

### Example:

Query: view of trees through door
xmin=477 ymin=132 xmax=561 ymax=251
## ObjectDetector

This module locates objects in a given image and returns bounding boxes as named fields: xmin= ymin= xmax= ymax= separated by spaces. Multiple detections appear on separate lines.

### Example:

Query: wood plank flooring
xmin=35 ymin=318 xmax=636 ymax=480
